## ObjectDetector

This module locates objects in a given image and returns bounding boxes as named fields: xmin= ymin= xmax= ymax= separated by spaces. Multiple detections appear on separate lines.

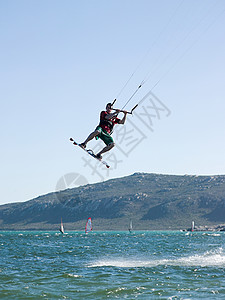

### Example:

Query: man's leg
xmin=81 ymin=130 xmax=99 ymax=148
xmin=96 ymin=142 xmax=115 ymax=159
xmin=95 ymin=130 xmax=115 ymax=159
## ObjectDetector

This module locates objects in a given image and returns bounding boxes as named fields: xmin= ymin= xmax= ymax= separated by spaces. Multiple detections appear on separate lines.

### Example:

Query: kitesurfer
xmin=80 ymin=103 xmax=127 ymax=159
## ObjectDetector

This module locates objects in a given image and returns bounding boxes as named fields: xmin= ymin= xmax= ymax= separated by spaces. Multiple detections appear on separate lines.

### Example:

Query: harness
xmin=97 ymin=110 xmax=119 ymax=135
xmin=99 ymin=119 xmax=114 ymax=134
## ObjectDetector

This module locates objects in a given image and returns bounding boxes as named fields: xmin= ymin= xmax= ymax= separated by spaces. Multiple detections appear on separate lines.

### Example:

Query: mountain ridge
xmin=1 ymin=172 xmax=225 ymax=230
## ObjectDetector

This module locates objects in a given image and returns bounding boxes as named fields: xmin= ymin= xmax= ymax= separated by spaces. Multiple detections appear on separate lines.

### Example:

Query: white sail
xmin=129 ymin=220 xmax=133 ymax=232
xmin=191 ymin=221 xmax=195 ymax=232
xmin=60 ymin=218 xmax=64 ymax=234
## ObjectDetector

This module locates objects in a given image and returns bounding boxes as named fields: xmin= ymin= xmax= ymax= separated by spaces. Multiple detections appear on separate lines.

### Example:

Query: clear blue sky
xmin=1 ymin=0 xmax=225 ymax=205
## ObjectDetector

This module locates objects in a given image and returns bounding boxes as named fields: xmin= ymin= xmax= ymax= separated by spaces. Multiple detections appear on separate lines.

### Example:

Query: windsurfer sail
xmin=191 ymin=221 xmax=195 ymax=232
xmin=129 ymin=220 xmax=133 ymax=233
xmin=85 ymin=217 xmax=92 ymax=234
xmin=60 ymin=218 xmax=64 ymax=234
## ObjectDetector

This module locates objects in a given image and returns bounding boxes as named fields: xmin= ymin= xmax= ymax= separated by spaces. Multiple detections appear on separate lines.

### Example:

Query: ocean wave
xmin=89 ymin=248 xmax=225 ymax=268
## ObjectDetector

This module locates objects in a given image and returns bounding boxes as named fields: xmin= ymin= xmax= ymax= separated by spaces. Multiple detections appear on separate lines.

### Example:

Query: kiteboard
xmin=70 ymin=138 xmax=110 ymax=168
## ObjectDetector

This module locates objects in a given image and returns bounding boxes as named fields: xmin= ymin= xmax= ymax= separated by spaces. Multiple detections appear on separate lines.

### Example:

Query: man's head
xmin=106 ymin=103 xmax=113 ymax=112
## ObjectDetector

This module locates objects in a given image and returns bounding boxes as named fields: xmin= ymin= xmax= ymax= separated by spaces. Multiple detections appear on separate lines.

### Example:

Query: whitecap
xmin=67 ymin=273 xmax=82 ymax=278
xmin=88 ymin=248 xmax=225 ymax=268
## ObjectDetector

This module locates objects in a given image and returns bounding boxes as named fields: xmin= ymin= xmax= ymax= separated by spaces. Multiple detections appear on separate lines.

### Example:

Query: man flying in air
xmin=80 ymin=103 xmax=127 ymax=160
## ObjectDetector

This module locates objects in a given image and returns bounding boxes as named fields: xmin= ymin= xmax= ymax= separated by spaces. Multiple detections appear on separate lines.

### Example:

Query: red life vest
xmin=99 ymin=111 xmax=120 ymax=134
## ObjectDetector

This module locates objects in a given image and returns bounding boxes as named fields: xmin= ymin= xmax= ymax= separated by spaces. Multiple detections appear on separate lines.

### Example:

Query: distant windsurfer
xmin=80 ymin=103 xmax=127 ymax=159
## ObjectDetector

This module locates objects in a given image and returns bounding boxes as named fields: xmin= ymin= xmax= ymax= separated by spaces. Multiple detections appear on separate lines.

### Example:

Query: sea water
xmin=0 ymin=231 xmax=225 ymax=299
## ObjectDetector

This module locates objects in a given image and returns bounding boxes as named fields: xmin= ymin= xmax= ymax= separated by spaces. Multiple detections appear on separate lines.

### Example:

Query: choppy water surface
xmin=0 ymin=231 xmax=225 ymax=299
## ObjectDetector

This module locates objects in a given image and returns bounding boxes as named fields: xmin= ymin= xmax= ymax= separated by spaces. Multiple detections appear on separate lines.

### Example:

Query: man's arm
xmin=118 ymin=111 xmax=128 ymax=124
xmin=105 ymin=110 xmax=120 ymax=120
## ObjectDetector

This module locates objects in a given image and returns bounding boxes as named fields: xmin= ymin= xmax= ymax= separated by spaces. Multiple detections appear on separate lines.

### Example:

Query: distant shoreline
xmin=1 ymin=225 xmax=225 ymax=233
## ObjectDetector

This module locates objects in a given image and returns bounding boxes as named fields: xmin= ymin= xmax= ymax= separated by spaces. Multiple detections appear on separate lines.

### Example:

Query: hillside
xmin=0 ymin=173 xmax=225 ymax=230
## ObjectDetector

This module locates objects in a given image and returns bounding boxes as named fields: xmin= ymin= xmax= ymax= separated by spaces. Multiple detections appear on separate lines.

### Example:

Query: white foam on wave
xmin=89 ymin=248 xmax=225 ymax=268
xmin=67 ymin=273 xmax=82 ymax=278
xmin=175 ymin=248 xmax=225 ymax=267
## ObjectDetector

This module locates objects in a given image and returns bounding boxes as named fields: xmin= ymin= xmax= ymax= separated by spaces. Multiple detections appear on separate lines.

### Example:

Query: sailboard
xmin=59 ymin=218 xmax=64 ymax=234
xmin=85 ymin=217 xmax=92 ymax=234
xmin=191 ymin=221 xmax=195 ymax=232
xmin=129 ymin=220 xmax=133 ymax=233
xmin=70 ymin=138 xmax=110 ymax=168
